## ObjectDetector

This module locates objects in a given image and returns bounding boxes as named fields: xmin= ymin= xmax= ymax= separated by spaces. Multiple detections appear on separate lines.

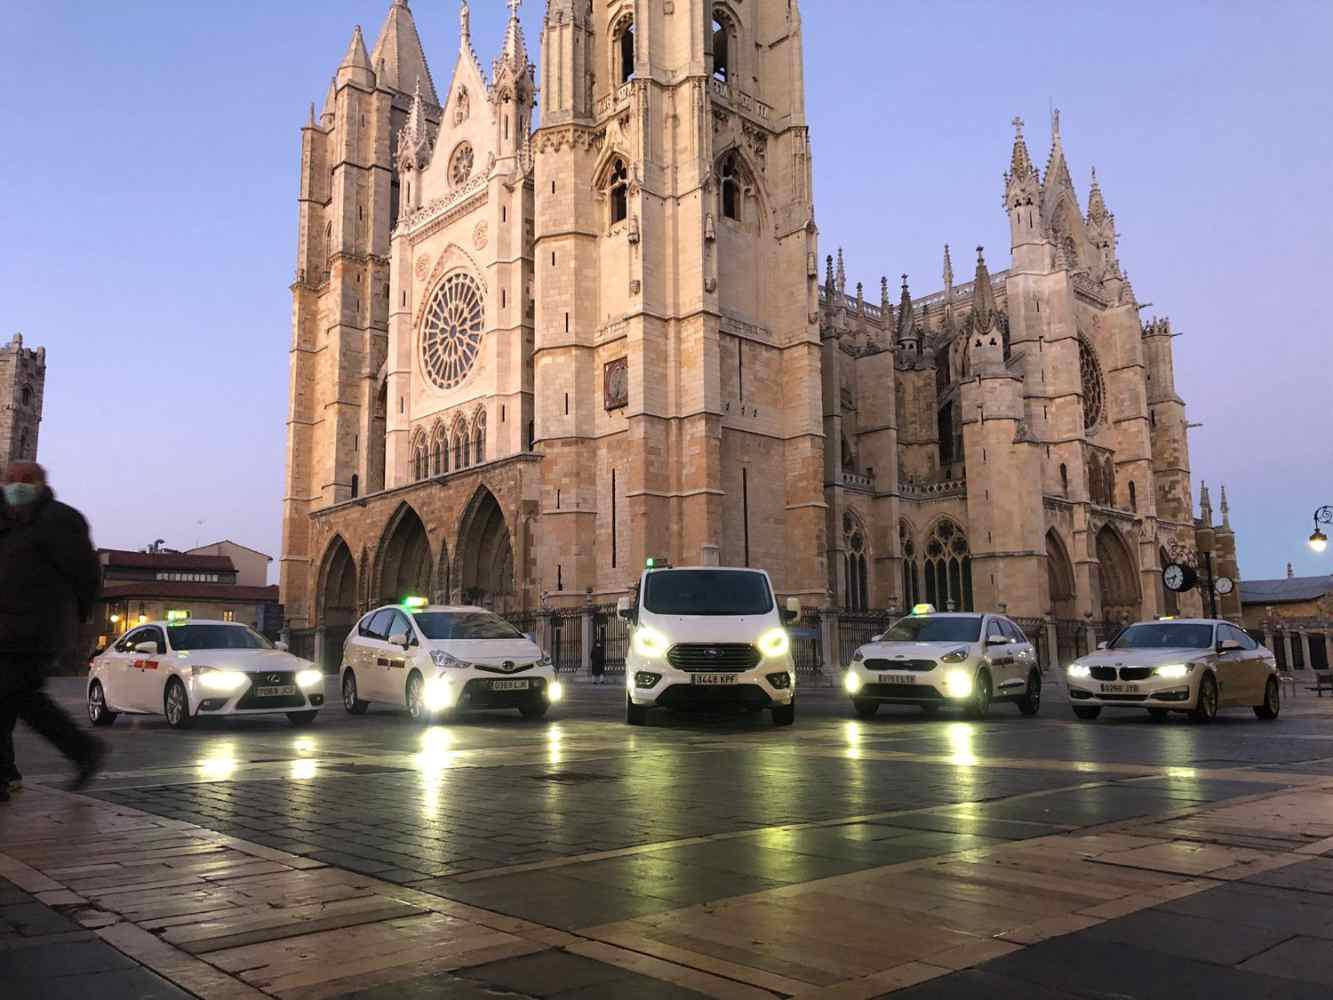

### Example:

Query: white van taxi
xmin=88 ymin=620 xmax=325 ymax=729
xmin=340 ymin=601 xmax=561 ymax=723
xmin=843 ymin=605 xmax=1042 ymax=719
xmin=619 ymin=562 xmax=800 ymax=727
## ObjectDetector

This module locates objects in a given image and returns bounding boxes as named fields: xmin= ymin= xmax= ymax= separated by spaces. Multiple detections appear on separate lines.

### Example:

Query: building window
xmin=712 ymin=12 xmax=731 ymax=82
xmin=843 ymin=512 xmax=869 ymax=611
xmin=454 ymin=434 xmax=463 ymax=470
xmin=616 ymin=17 xmax=635 ymax=84
xmin=474 ymin=412 xmax=486 ymax=464
xmin=923 ymin=519 xmax=973 ymax=612
xmin=20 ymin=385 xmax=31 ymax=406
xmin=431 ymin=437 xmax=443 ymax=476
xmin=1129 ymin=480 xmax=1137 ymax=512
xmin=420 ymin=272 xmax=484 ymax=390
xmin=412 ymin=437 xmax=428 ymax=481
xmin=449 ymin=142 xmax=474 ymax=187
xmin=608 ymin=159 xmax=629 ymax=225
xmin=720 ymin=153 xmax=741 ymax=221
xmin=351 ymin=474 xmax=359 ymax=499
xmin=1079 ymin=336 xmax=1106 ymax=430
xmin=222 ymin=610 xmax=235 ymax=622
xmin=1060 ymin=463 xmax=1069 ymax=496
xmin=900 ymin=522 xmax=920 ymax=609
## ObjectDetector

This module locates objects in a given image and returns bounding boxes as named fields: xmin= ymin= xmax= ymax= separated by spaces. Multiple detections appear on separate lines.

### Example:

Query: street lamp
xmin=1310 ymin=506 xmax=1332 ymax=554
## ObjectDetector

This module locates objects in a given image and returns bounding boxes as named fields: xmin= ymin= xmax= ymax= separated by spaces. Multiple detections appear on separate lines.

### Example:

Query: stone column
xmin=821 ymin=603 xmax=840 ymax=675
xmin=581 ymin=604 xmax=595 ymax=675
xmin=1283 ymin=631 xmax=1296 ymax=671
xmin=536 ymin=609 xmax=556 ymax=662
xmin=1323 ymin=629 xmax=1331 ymax=670
xmin=1044 ymin=618 xmax=1059 ymax=673
xmin=1084 ymin=613 xmax=1098 ymax=657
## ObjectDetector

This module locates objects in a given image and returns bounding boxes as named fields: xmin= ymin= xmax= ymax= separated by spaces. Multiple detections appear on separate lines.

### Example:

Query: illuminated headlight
xmin=1155 ymin=664 xmax=1190 ymax=680
xmin=632 ymin=627 xmax=670 ymax=660
xmin=422 ymin=677 xmax=455 ymax=711
xmin=944 ymin=670 xmax=974 ymax=698
xmin=940 ymin=647 xmax=971 ymax=664
xmin=538 ymin=654 xmax=554 ymax=669
xmin=547 ymin=681 xmax=565 ymax=703
xmin=1068 ymin=664 xmax=1092 ymax=679
xmin=757 ymin=629 xmax=791 ymax=659
xmin=851 ymin=649 xmax=865 ymax=663
xmin=431 ymin=649 xmax=466 ymax=669
xmin=296 ymin=669 xmax=323 ymax=690
xmin=844 ymin=671 xmax=863 ymax=694
xmin=195 ymin=668 xmax=247 ymax=692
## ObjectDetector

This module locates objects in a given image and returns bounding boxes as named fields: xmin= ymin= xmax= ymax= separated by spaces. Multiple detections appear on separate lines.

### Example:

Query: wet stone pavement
xmin=1 ymin=678 xmax=1332 ymax=998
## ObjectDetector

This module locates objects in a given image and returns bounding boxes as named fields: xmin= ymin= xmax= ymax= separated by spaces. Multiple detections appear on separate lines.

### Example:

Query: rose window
xmin=1079 ymin=337 xmax=1105 ymax=430
xmin=421 ymin=273 xmax=484 ymax=390
xmin=449 ymin=142 xmax=474 ymax=187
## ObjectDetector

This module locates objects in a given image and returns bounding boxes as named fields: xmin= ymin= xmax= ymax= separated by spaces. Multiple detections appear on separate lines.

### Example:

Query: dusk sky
xmin=2 ymin=1 xmax=1329 ymax=584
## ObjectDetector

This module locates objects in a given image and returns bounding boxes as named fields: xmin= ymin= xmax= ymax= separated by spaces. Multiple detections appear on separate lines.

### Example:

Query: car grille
xmin=861 ymin=683 xmax=944 ymax=701
xmin=666 ymin=644 xmax=761 ymax=673
xmin=1091 ymin=667 xmax=1118 ymax=681
xmin=1092 ymin=666 xmax=1155 ymax=681
xmin=1099 ymin=693 xmax=1148 ymax=702
xmin=473 ymin=661 xmax=536 ymax=675
xmin=235 ymin=672 xmax=307 ymax=710
xmin=865 ymin=658 xmax=937 ymax=672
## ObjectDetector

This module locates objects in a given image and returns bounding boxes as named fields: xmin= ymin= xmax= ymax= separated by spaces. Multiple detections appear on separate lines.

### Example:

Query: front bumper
xmin=194 ymin=677 xmax=325 ymax=715
xmin=844 ymin=662 xmax=976 ymax=704
xmin=626 ymin=658 xmax=796 ymax=709
xmin=1066 ymin=675 xmax=1196 ymax=709
xmin=428 ymin=670 xmax=560 ymax=711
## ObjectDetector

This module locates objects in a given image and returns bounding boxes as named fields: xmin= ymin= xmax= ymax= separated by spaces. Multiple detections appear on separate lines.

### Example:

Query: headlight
xmin=1155 ymin=664 xmax=1189 ymax=680
xmin=431 ymin=650 xmax=465 ymax=669
xmin=844 ymin=671 xmax=863 ymax=694
xmin=1068 ymin=664 xmax=1091 ymax=679
xmin=632 ymin=627 xmax=670 ymax=659
xmin=944 ymin=669 xmax=974 ymax=698
xmin=851 ymin=649 xmax=865 ymax=663
xmin=422 ymin=677 xmax=454 ymax=711
xmin=547 ymin=681 xmax=565 ymax=703
xmin=538 ymin=654 xmax=554 ymax=669
xmin=195 ymin=668 xmax=247 ymax=692
xmin=940 ymin=647 xmax=971 ymax=664
xmin=296 ymin=669 xmax=323 ymax=690
xmin=757 ymin=629 xmax=790 ymax=659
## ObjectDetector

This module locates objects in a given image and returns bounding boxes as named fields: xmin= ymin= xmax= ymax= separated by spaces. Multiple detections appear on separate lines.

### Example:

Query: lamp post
xmin=1310 ymin=506 xmax=1332 ymax=554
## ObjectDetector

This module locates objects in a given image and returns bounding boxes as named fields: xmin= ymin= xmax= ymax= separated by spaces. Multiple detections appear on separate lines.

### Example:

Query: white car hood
xmin=637 ymin=613 xmax=778 ymax=644
xmin=1076 ymin=647 xmax=1209 ymax=668
xmin=423 ymin=638 xmax=544 ymax=666
xmin=174 ymin=649 xmax=312 ymax=673
xmin=861 ymin=641 xmax=974 ymax=660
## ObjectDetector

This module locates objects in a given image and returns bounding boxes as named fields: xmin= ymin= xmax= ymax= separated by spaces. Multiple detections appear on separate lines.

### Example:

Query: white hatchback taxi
xmin=1066 ymin=618 xmax=1280 ymax=723
xmin=843 ymin=606 xmax=1042 ymax=719
xmin=340 ymin=602 xmax=561 ymax=723
xmin=87 ymin=620 xmax=325 ymax=729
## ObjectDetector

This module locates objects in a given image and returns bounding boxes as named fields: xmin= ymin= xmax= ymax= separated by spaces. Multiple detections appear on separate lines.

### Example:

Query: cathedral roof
xmin=371 ymin=0 xmax=439 ymax=102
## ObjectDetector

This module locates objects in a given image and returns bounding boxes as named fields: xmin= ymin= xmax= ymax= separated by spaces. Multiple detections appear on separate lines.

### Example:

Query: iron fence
xmin=791 ymin=609 xmax=823 ymax=676
xmin=550 ymin=610 xmax=583 ymax=673
xmin=837 ymin=610 xmax=897 ymax=667
xmin=593 ymin=605 xmax=629 ymax=675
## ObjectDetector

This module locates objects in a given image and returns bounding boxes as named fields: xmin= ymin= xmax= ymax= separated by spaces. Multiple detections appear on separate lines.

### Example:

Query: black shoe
xmin=68 ymin=739 xmax=107 ymax=792
xmin=0 ymin=783 xmax=9 ymax=804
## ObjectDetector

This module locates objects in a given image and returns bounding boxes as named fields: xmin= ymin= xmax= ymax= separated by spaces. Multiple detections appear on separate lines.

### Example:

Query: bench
xmin=1308 ymin=671 xmax=1333 ymax=697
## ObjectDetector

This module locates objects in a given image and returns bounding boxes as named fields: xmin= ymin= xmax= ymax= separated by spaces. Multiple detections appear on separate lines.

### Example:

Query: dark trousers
xmin=0 ymin=659 xmax=93 ymax=778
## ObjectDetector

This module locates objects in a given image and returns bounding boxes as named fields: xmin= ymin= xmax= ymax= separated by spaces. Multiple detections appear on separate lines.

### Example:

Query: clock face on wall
xmin=1214 ymin=576 xmax=1235 ymax=596
xmin=1163 ymin=563 xmax=1193 ymax=593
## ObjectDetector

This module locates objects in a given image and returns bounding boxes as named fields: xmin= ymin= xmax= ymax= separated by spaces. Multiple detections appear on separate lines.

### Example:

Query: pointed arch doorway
xmin=377 ymin=503 xmax=435 ymax=606
xmin=316 ymin=537 xmax=357 ymax=672
xmin=1096 ymin=524 xmax=1140 ymax=629
xmin=457 ymin=487 xmax=516 ymax=613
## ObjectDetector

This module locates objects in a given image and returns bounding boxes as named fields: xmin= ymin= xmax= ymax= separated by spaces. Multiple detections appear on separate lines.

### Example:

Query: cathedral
xmin=280 ymin=0 xmax=1239 ymax=657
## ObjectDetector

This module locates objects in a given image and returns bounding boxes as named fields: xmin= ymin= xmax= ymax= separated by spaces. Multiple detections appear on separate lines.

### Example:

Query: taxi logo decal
xmin=132 ymin=659 xmax=159 ymax=671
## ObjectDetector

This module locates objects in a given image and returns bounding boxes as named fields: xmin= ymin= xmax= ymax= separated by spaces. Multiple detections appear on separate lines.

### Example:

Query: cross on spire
xmin=1011 ymin=115 xmax=1024 ymax=136
xmin=507 ymin=0 xmax=521 ymax=14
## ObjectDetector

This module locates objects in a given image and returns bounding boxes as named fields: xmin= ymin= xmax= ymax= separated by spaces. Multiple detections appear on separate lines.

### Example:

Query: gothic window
xmin=411 ymin=436 xmax=428 ymax=481
xmin=454 ymin=86 xmax=470 ymax=125
xmin=616 ymin=17 xmax=635 ymax=84
xmin=608 ymin=159 xmax=629 ymax=225
xmin=431 ymin=436 xmax=443 ymax=477
xmin=1078 ymin=336 xmax=1105 ymax=430
xmin=712 ymin=12 xmax=731 ymax=82
xmin=449 ymin=142 xmax=474 ymax=188
xmin=20 ymin=385 xmax=31 ymax=407
xmin=1129 ymin=480 xmax=1137 ymax=512
xmin=17 ymin=428 xmax=28 ymax=460
xmin=1089 ymin=460 xmax=1104 ymax=506
xmin=1060 ymin=463 xmax=1069 ymax=496
xmin=900 ymin=522 xmax=920 ymax=609
xmin=421 ymin=272 xmax=484 ymax=391
xmin=923 ymin=520 xmax=973 ymax=612
xmin=454 ymin=433 xmax=463 ymax=471
xmin=938 ymin=403 xmax=955 ymax=466
xmin=350 ymin=474 xmax=359 ymax=499
xmin=462 ymin=432 xmax=471 ymax=468
xmin=474 ymin=412 xmax=487 ymax=464
xmin=720 ymin=153 xmax=741 ymax=221
xmin=843 ymin=512 xmax=869 ymax=611
xmin=935 ymin=348 xmax=950 ymax=396
xmin=1104 ymin=458 xmax=1116 ymax=506
xmin=841 ymin=435 xmax=857 ymax=474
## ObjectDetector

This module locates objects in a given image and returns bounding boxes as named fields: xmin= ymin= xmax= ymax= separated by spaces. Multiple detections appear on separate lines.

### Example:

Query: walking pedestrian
xmin=0 ymin=462 xmax=105 ymax=803
xmin=590 ymin=633 xmax=606 ymax=685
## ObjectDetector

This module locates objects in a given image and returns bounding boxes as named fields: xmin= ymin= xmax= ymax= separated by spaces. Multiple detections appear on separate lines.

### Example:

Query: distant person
xmin=0 ymin=462 xmax=105 ymax=803
xmin=590 ymin=634 xmax=607 ymax=685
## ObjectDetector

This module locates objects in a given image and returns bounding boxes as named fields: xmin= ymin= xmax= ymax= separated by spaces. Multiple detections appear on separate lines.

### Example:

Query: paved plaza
xmin=2 ymin=677 xmax=1333 ymax=999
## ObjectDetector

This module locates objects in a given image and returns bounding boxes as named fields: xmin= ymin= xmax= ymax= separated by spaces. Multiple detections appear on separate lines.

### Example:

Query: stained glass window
xmin=421 ymin=273 xmax=484 ymax=391
xmin=449 ymin=142 xmax=474 ymax=187
xmin=1079 ymin=337 xmax=1105 ymax=430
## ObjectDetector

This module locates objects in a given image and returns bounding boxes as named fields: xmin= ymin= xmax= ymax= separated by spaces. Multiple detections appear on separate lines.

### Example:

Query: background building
xmin=187 ymin=540 xmax=274 ymax=587
xmin=0 ymin=332 xmax=44 ymax=466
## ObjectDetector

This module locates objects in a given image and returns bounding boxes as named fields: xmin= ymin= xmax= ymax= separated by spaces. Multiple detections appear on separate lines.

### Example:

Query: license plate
xmin=491 ymin=679 xmax=530 ymax=691
xmin=255 ymin=685 xmax=297 ymax=697
xmin=692 ymin=673 xmax=738 ymax=686
xmin=1099 ymin=683 xmax=1139 ymax=694
xmin=879 ymin=674 xmax=915 ymax=686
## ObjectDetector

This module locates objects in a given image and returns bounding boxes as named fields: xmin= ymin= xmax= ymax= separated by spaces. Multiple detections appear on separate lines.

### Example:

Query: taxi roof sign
xmin=166 ymin=609 xmax=191 ymax=623
xmin=645 ymin=557 xmax=672 ymax=570
xmin=402 ymin=596 xmax=429 ymax=610
xmin=911 ymin=603 xmax=937 ymax=616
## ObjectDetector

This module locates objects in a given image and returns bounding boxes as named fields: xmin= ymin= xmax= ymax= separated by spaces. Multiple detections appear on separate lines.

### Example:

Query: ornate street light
xmin=1309 ymin=505 xmax=1332 ymax=553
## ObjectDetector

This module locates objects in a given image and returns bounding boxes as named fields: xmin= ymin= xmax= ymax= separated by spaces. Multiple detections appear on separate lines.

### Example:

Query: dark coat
xmin=590 ymin=640 xmax=607 ymax=675
xmin=0 ymin=488 xmax=100 ymax=688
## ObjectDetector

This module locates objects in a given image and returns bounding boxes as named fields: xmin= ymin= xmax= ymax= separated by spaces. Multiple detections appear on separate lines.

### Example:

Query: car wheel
xmin=852 ymin=699 xmax=879 ymax=719
xmin=1148 ymin=708 xmax=1170 ymax=722
xmin=1018 ymin=670 xmax=1042 ymax=716
xmin=626 ymin=695 xmax=648 ymax=727
xmin=771 ymin=700 xmax=796 ymax=727
xmin=406 ymin=672 xmax=435 ymax=725
xmin=342 ymin=670 xmax=369 ymax=715
xmin=520 ymin=698 xmax=549 ymax=720
xmin=965 ymin=670 xmax=992 ymax=719
xmin=87 ymin=681 xmax=117 ymax=727
xmin=164 ymin=678 xmax=194 ymax=730
xmin=287 ymin=711 xmax=318 ymax=727
xmin=1191 ymin=673 xmax=1218 ymax=723
xmin=1073 ymin=705 xmax=1101 ymax=721
xmin=920 ymin=703 xmax=941 ymax=717
xmin=1254 ymin=677 xmax=1280 ymax=720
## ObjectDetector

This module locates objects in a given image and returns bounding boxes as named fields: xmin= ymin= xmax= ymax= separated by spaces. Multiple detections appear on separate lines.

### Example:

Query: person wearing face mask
xmin=0 ymin=461 xmax=105 ymax=802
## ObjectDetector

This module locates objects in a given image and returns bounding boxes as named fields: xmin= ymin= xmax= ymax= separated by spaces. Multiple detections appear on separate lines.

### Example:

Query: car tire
xmin=965 ymin=670 xmax=992 ymax=720
xmin=853 ymin=699 xmax=879 ymax=719
xmin=1148 ymin=708 xmax=1170 ymax=722
xmin=626 ymin=695 xmax=648 ymax=727
xmin=771 ymin=700 xmax=796 ymax=727
xmin=520 ymin=698 xmax=549 ymax=720
xmin=164 ymin=678 xmax=194 ymax=730
xmin=87 ymin=681 xmax=117 ymax=728
xmin=342 ymin=670 xmax=369 ymax=716
xmin=1191 ymin=673 xmax=1218 ymax=724
xmin=920 ymin=703 xmax=941 ymax=717
xmin=406 ymin=672 xmax=436 ymax=725
xmin=1018 ymin=670 xmax=1042 ymax=717
xmin=1254 ymin=677 xmax=1280 ymax=721
xmin=1073 ymin=705 xmax=1101 ymax=721
xmin=287 ymin=711 xmax=318 ymax=727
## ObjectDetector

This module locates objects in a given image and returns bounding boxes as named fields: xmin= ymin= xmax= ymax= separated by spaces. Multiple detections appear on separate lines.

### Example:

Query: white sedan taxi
xmin=339 ymin=601 xmax=562 ymax=723
xmin=88 ymin=620 xmax=325 ymax=729
xmin=1066 ymin=618 xmax=1280 ymax=723
xmin=843 ymin=605 xmax=1042 ymax=719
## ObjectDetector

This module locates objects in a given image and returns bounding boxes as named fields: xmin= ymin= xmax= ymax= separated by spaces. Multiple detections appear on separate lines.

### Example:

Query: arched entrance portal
xmin=1046 ymin=530 xmax=1076 ymax=620
xmin=377 ymin=503 xmax=434 ymax=606
xmin=316 ymin=537 xmax=357 ymax=672
xmin=457 ymin=487 xmax=516 ymax=613
xmin=1096 ymin=525 xmax=1140 ymax=629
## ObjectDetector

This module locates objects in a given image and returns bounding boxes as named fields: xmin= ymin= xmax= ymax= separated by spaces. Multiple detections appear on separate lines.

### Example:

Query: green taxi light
xmin=403 ymin=596 xmax=429 ymax=610
xmin=645 ymin=557 xmax=671 ymax=570
xmin=166 ymin=609 xmax=191 ymax=622
xmin=912 ymin=603 xmax=936 ymax=616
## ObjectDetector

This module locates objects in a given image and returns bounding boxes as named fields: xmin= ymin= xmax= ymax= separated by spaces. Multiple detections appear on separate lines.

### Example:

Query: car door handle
xmin=376 ymin=657 xmax=390 ymax=667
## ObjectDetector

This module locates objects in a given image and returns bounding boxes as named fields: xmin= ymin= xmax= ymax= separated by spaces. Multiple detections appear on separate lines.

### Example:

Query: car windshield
xmin=883 ymin=616 xmax=983 ymax=643
xmin=1110 ymin=623 xmax=1214 ymax=650
xmin=642 ymin=570 xmax=774 ymax=616
xmin=166 ymin=625 xmax=272 ymax=651
xmin=413 ymin=612 xmax=523 ymax=640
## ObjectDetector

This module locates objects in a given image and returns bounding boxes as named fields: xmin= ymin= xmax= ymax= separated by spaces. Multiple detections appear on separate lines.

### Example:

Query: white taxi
xmin=1066 ymin=618 xmax=1280 ymax=722
xmin=843 ymin=606 xmax=1042 ymax=719
xmin=340 ymin=602 xmax=562 ymax=723
xmin=87 ymin=620 xmax=325 ymax=729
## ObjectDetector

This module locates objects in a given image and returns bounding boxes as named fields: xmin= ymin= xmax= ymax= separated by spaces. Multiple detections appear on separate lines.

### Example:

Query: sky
xmin=2 ymin=0 xmax=1330 ymax=584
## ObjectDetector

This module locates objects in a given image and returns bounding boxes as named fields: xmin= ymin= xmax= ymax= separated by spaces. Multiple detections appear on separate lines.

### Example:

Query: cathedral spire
xmin=943 ymin=244 xmax=954 ymax=293
xmin=337 ymin=25 xmax=376 ymax=88
xmin=397 ymin=76 xmax=435 ymax=173
xmin=1087 ymin=167 xmax=1109 ymax=222
xmin=494 ymin=0 xmax=531 ymax=79
xmin=1220 ymin=484 xmax=1231 ymax=529
xmin=1042 ymin=106 xmax=1079 ymax=215
xmin=370 ymin=0 xmax=438 ymax=101
xmin=825 ymin=255 xmax=835 ymax=293
xmin=897 ymin=275 xmax=918 ymax=350
xmin=881 ymin=276 xmax=894 ymax=329
xmin=1199 ymin=481 xmax=1213 ymax=525
xmin=836 ymin=248 xmax=847 ymax=294
xmin=971 ymin=246 xmax=996 ymax=333
xmin=1085 ymin=166 xmax=1122 ymax=280
xmin=1007 ymin=115 xmax=1036 ymax=181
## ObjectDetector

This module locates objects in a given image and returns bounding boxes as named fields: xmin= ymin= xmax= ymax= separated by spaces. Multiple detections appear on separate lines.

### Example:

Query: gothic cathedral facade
xmin=281 ymin=1 xmax=1237 ymax=655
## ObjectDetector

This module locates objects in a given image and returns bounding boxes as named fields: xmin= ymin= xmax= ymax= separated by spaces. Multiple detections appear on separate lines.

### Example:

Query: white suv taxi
xmin=619 ymin=564 xmax=800 ymax=727
xmin=340 ymin=602 xmax=562 ymax=723
xmin=1066 ymin=618 xmax=1280 ymax=723
xmin=843 ymin=606 xmax=1042 ymax=719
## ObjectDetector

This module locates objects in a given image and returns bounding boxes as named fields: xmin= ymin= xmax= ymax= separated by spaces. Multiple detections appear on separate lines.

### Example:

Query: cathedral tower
xmin=0 ymin=333 xmax=44 ymax=467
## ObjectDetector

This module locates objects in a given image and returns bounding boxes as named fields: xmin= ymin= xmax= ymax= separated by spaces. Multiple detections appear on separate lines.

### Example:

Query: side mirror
xmin=133 ymin=641 xmax=159 ymax=655
xmin=388 ymin=631 xmax=409 ymax=648
xmin=1096 ymin=641 xmax=1109 ymax=650
xmin=1218 ymin=639 xmax=1243 ymax=652
xmin=617 ymin=597 xmax=635 ymax=621
xmin=987 ymin=636 xmax=1011 ymax=647
xmin=781 ymin=597 xmax=801 ymax=624
xmin=870 ymin=634 xmax=884 ymax=643
xmin=524 ymin=632 xmax=538 ymax=645
xmin=274 ymin=641 xmax=289 ymax=652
